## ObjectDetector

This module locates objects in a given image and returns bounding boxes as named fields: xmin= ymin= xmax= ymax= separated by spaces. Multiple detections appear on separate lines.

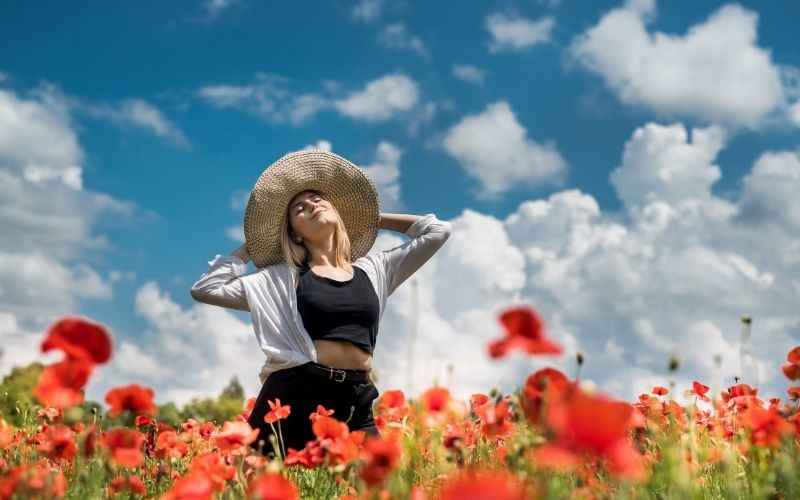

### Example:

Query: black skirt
xmin=246 ymin=362 xmax=381 ymax=455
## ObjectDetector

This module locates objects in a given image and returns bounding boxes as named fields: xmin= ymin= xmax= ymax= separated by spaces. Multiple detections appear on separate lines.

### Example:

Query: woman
xmin=190 ymin=150 xmax=451 ymax=455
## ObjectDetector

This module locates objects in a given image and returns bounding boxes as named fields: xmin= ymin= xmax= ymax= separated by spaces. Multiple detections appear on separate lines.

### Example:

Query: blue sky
xmin=2 ymin=0 xmax=799 ymax=406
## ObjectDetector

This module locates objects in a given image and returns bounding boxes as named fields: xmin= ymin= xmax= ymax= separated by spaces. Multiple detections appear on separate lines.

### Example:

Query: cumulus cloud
xmin=333 ymin=73 xmax=419 ymax=122
xmin=570 ymin=1 xmax=797 ymax=129
xmin=350 ymin=0 xmax=386 ymax=23
xmin=87 ymin=282 xmax=262 ymax=406
xmin=441 ymin=101 xmax=568 ymax=198
xmin=378 ymin=24 xmax=428 ymax=59
xmin=486 ymin=13 xmax=554 ymax=53
xmin=81 ymin=98 xmax=190 ymax=148
xmin=198 ymin=74 xmax=330 ymax=125
xmin=361 ymin=141 xmax=404 ymax=212
xmin=373 ymin=121 xmax=800 ymax=403
xmin=118 ymin=125 xmax=798 ymax=404
xmin=452 ymin=64 xmax=486 ymax=86
xmin=303 ymin=139 xmax=333 ymax=152
xmin=204 ymin=0 xmax=238 ymax=19
xmin=199 ymin=73 xmax=419 ymax=124
xmin=0 ymin=84 xmax=136 ymax=378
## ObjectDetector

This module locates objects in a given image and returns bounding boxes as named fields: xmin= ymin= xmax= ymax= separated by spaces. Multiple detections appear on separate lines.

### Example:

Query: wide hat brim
xmin=244 ymin=150 xmax=381 ymax=268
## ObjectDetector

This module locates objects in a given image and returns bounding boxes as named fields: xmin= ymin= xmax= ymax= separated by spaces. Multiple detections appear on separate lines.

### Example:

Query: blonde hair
xmin=280 ymin=190 xmax=353 ymax=272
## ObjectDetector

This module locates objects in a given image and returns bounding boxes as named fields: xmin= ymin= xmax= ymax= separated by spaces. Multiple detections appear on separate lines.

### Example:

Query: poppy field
xmin=1 ymin=309 xmax=799 ymax=499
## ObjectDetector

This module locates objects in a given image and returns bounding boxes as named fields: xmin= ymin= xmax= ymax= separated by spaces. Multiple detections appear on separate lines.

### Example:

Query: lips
xmin=312 ymin=209 xmax=326 ymax=218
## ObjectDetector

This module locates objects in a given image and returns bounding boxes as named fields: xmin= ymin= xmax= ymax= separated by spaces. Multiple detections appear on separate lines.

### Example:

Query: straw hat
xmin=243 ymin=150 xmax=381 ymax=268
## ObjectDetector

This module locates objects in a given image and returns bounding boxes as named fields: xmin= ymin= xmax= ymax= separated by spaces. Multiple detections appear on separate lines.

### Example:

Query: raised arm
xmin=379 ymin=213 xmax=451 ymax=296
xmin=189 ymin=243 xmax=251 ymax=311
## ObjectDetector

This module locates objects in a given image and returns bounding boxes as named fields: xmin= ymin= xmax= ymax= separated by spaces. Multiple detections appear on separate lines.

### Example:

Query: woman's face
xmin=287 ymin=190 xmax=337 ymax=241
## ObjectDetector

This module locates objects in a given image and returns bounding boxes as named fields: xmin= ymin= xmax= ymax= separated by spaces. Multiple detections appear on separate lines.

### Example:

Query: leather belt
xmin=303 ymin=362 xmax=370 ymax=383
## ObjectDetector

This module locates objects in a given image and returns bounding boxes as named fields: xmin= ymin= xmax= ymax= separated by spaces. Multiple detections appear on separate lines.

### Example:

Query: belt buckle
xmin=329 ymin=367 xmax=347 ymax=383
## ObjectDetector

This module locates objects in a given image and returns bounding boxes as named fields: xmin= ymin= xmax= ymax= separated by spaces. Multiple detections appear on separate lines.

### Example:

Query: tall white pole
xmin=407 ymin=279 xmax=418 ymax=398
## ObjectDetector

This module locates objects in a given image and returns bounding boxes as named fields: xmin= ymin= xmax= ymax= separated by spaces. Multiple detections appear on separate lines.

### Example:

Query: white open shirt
xmin=190 ymin=214 xmax=451 ymax=384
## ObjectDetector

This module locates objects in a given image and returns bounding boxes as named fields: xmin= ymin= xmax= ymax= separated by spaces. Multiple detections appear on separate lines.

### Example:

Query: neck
xmin=305 ymin=235 xmax=339 ymax=267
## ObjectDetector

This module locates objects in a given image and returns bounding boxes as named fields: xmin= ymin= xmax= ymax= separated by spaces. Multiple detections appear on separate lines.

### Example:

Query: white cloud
xmin=570 ymin=2 xmax=796 ymax=129
xmin=452 ymin=64 xmax=486 ymax=86
xmin=119 ymin=125 xmax=799 ymax=405
xmin=199 ymin=73 xmax=419 ymax=124
xmin=378 ymin=24 xmax=428 ymax=58
xmin=351 ymin=0 xmax=386 ymax=23
xmin=0 ymin=84 xmax=133 ymax=378
xmin=87 ymin=282 xmax=262 ymax=406
xmin=609 ymin=123 xmax=725 ymax=209
xmin=372 ymin=121 xmax=800 ymax=404
xmin=486 ymin=13 xmax=554 ymax=53
xmin=198 ymin=74 xmax=330 ymax=125
xmin=204 ymin=0 xmax=238 ymax=18
xmin=302 ymin=139 xmax=333 ymax=152
xmin=334 ymin=73 xmax=419 ymax=122
xmin=225 ymin=225 xmax=245 ymax=243
xmin=362 ymin=141 xmax=404 ymax=212
xmin=441 ymin=101 xmax=568 ymax=198
xmin=77 ymin=96 xmax=190 ymax=147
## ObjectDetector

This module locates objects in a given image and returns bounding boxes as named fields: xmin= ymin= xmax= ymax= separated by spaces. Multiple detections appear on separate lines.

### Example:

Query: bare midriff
xmin=313 ymin=339 xmax=372 ymax=371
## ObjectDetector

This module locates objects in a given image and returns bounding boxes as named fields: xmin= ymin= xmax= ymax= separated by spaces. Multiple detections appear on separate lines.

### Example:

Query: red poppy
xmin=162 ymin=472 xmax=215 ymax=500
xmin=520 ymin=367 xmax=572 ymax=426
xmin=421 ymin=387 xmax=450 ymax=412
xmin=108 ymin=475 xmax=147 ymax=496
xmin=782 ymin=346 xmax=800 ymax=380
xmin=488 ymin=306 xmax=562 ymax=359
xmin=439 ymin=469 xmax=530 ymax=500
xmin=247 ymin=472 xmax=299 ymax=500
xmin=33 ymin=358 xmax=92 ymax=408
xmin=36 ymin=424 xmax=78 ymax=462
xmin=530 ymin=392 xmax=645 ymax=479
xmin=359 ymin=436 xmax=401 ymax=487
xmin=309 ymin=404 xmax=334 ymax=422
xmin=376 ymin=390 xmax=405 ymax=411
xmin=265 ymin=398 xmax=291 ymax=424
xmin=155 ymin=430 xmax=189 ymax=459
xmin=0 ymin=421 xmax=15 ymax=449
xmin=312 ymin=416 xmax=348 ymax=440
xmin=470 ymin=393 xmax=490 ymax=411
xmin=134 ymin=415 xmax=154 ymax=427
xmin=284 ymin=442 xmax=325 ymax=468
xmin=788 ymin=386 xmax=800 ymax=401
xmin=691 ymin=381 xmax=710 ymax=402
xmin=214 ymin=421 xmax=260 ymax=450
xmin=41 ymin=316 xmax=112 ymax=364
xmin=102 ymin=428 xmax=146 ymax=468
xmin=35 ymin=407 xmax=63 ymax=422
xmin=652 ymin=386 xmax=668 ymax=396
xmin=188 ymin=452 xmax=236 ymax=492
xmin=747 ymin=406 xmax=793 ymax=447
xmin=477 ymin=400 xmax=514 ymax=439
xmin=105 ymin=384 xmax=158 ymax=417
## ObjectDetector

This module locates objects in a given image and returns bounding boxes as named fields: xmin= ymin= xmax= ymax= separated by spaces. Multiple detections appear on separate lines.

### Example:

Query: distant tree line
xmin=0 ymin=362 xmax=248 ymax=428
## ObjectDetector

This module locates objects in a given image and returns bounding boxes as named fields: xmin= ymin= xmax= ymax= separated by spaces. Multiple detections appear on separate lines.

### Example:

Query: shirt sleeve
xmin=189 ymin=254 xmax=250 ymax=311
xmin=382 ymin=213 xmax=452 ymax=296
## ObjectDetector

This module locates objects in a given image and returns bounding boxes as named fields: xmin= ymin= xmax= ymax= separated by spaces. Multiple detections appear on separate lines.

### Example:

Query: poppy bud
xmin=668 ymin=353 xmax=681 ymax=372
xmin=576 ymin=351 xmax=585 ymax=366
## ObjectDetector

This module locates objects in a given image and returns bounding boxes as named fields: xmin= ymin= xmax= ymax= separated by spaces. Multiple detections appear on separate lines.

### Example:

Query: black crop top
xmin=296 ymin=262 xmax=380 ymax=354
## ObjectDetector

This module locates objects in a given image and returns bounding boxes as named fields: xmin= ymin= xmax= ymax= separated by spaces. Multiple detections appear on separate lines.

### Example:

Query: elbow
xmin=441 ymin=221 xmax=452 ymax=241
xmin=190 ymin=285 xmax=207 ymax=304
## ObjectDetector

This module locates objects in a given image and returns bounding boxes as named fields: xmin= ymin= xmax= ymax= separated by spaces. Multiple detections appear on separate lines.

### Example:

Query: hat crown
xmin=243 ymin=150 xmax=381 ymax=268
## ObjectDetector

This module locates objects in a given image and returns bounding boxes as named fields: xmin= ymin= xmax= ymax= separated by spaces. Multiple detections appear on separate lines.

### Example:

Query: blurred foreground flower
xmin=41 ymin=316 xmax=112 ymax=364
xmin=33 ymin=358 xmax=93 ymax=408
xmin=782 ymin=346 xmax=800 ymax=380
xmin=488 ymin=306 xmax=562 ymax=359
xmin=530 ymin=391 xmax=646 ymax=480
xmin=105 ymin=384 xmax=158 ymax=417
